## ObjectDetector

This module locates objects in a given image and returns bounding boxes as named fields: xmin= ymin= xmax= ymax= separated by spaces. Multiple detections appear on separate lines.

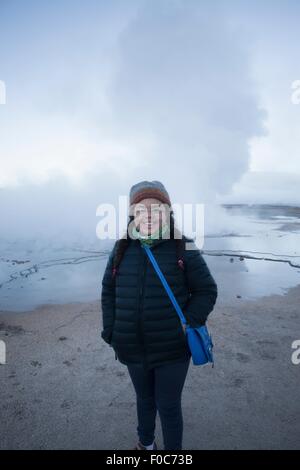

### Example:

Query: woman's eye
xmin=135 ymin=206 xmax=162 ymax=217
xmin=136 ymin=209 xmax=146 ymax=215
xmin=153 ymin=210 xmax=162 ymax=216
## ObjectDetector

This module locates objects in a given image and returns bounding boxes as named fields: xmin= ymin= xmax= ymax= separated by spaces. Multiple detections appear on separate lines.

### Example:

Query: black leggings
xmin=127 ymin=357 xmax=191 ymax=450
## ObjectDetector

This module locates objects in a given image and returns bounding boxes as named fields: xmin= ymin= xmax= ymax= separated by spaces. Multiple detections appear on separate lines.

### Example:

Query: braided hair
xmin=112 ymin=210 xmax=186 ymax=279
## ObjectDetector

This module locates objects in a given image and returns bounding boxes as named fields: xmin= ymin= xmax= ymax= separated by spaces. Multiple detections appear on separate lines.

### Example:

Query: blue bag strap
xmin=142 ymin=244 xmax=187 ymax=325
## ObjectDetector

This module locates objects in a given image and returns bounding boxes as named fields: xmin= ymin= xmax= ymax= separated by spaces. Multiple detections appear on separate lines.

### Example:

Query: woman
xmin=101 ymin=180 xmax=218 ymax=450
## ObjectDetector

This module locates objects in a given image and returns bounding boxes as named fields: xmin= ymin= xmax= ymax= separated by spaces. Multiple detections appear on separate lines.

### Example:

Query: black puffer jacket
xmin=101 ymin=235 xmax=218 ymax=370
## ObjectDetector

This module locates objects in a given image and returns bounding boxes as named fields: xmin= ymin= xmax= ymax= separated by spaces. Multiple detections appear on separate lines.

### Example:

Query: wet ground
xmin=1 ymin=203 xmax=300 ymax=449
xmin=0 ymin=283 xmax=299 ymax=449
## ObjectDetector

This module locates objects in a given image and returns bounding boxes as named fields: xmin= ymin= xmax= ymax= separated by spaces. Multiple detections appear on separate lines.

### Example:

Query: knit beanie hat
xmin=129 ymin=180 xmax=172 ymax=207
xmin=128 ymin=180 xmax=172 ymax=245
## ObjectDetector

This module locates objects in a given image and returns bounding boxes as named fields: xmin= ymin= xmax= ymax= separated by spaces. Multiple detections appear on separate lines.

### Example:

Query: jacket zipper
xmin=138 ymin=246 xmax=148 ymax=369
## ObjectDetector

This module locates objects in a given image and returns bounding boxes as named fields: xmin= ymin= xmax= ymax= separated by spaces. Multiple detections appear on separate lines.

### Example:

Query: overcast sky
xmin=0 ymin=0 xmax=299 ymax=239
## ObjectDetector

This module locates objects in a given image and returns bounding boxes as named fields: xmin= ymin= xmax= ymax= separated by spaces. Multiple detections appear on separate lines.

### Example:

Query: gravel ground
xmin=0 ymin=284 xmax=300 ymax=450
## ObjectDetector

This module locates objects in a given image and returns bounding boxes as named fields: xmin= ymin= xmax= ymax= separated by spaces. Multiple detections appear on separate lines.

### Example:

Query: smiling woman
xmin=131 ymin=197 xmax=171 ymax=244
xmin=101 ymin=180 xmax=218 ymax=450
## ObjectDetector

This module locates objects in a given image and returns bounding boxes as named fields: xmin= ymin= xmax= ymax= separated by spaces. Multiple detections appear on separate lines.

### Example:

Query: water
xmin=204 ymin=204 xmax=300 ymax=305
xmin=0 ymin=237 xmax=113 ymax=312
xmin=1 ymin=204 xmax=300 ymax=312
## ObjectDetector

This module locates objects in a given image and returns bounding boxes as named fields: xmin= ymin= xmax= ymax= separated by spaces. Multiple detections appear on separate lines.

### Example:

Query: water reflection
xmin=1 ymin=204 xmax=299 ymax=311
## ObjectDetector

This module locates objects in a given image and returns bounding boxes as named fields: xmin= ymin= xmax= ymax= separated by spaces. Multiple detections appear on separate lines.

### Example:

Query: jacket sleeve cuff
xmin=101 ymin=328 xmax=113 ymax=345
xmin=182 ymin=309 xmax=207 ymax=328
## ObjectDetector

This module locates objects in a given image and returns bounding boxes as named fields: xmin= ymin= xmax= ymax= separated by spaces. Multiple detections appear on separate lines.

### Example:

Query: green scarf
xmin=132 ymin=223 xmax=170 ymax=247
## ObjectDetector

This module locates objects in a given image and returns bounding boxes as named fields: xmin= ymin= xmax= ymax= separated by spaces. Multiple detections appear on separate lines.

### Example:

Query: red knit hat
xmin=129 ymin=180 xmax=172 ymax=207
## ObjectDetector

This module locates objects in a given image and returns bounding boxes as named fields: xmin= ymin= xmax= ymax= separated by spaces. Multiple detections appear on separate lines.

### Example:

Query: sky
xmin=0 ymin=0 xmax=300 ymax=240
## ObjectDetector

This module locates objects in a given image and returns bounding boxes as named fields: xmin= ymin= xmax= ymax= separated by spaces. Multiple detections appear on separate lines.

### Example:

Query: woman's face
xmin=133 ymin=198 xmax=169 ymax=236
